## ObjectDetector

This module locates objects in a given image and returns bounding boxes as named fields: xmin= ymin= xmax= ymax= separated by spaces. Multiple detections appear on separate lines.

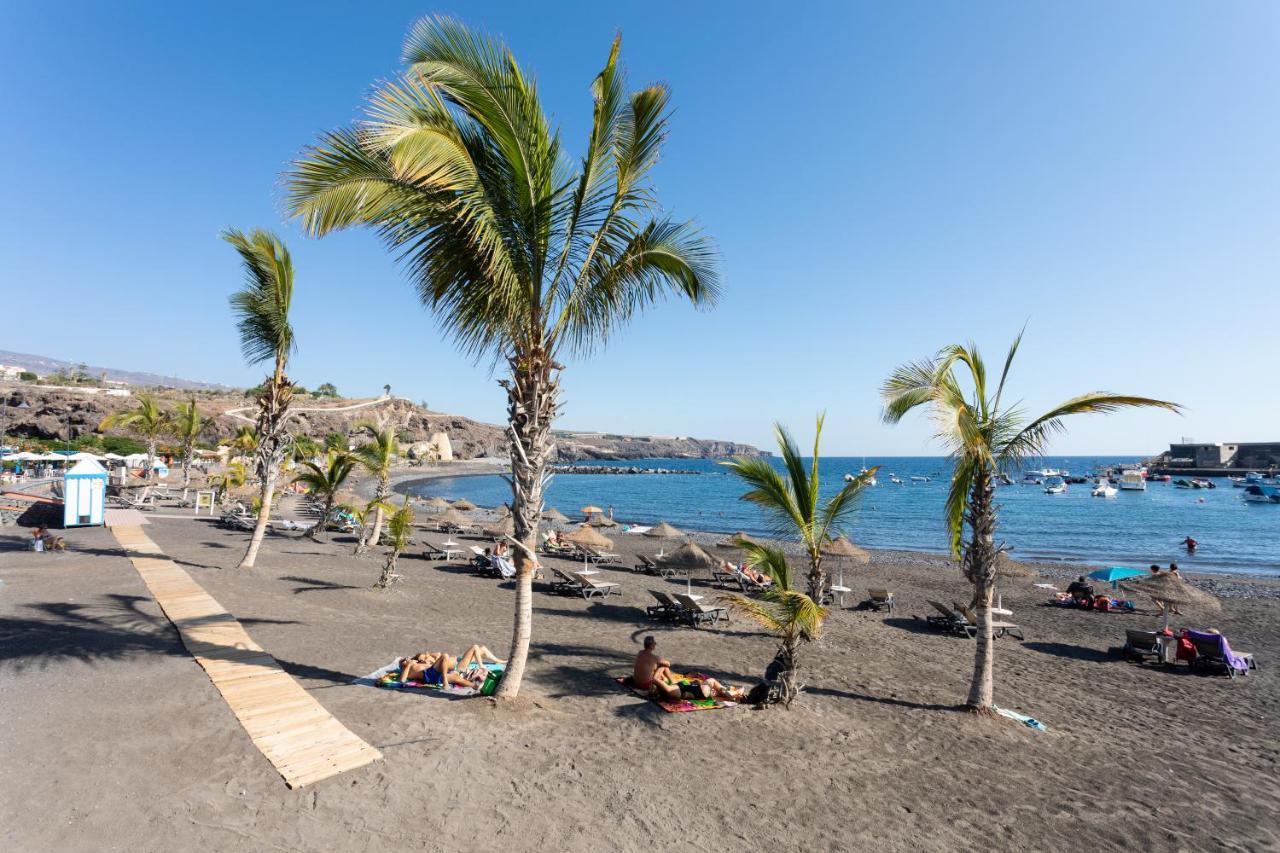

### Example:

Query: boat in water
xmin=1118 ymin=470 xmax=1147 ymax=491
xmin=910 ymin=475 xmax=930 ymax=483
xmin=1243 ymin=484 xmax=1280 ymax=504
xmin=1091 ymin=478 xmax=1118 ymax=498
xmin=997 ymin=472 xmax=1014 ymax=485
xmin=1044 ymin=476 xmax=1067 ymax=495
xmin=889 ymin=474 xmax=904 ymax=485
xmin=1232 ymin=472 xmax=1264 ymax=488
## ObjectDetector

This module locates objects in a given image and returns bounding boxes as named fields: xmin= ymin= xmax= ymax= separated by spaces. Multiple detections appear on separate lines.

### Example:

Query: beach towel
xmin=1185 ymin=630 xmax=1252 ymax=673
xmin=993 ymin=705 xmax=1047 ymax=731
xmin=614 ymin=674 xmax=736 ymax=713
xmin=354 ymin=660 xmax=504 ymax=698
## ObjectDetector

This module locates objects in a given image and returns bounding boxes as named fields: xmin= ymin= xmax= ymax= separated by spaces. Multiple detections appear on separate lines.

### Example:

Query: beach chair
xmin=647 ymin=590 xmax=682 ymax=622
xmin=1186 ymin=630 xmax=1257 ymax=678
xmin=673 ymin=593 xmax=728 ymax=628
xmin=1122 ymin=629 xmax=1162 ymax=663
xmin=422 ymin=540 xmax=450 ymax=560
xmin=636 ymin=554 xmax=676 ymax=578
xmin=957 ymin=604 xmax=1025 ymax=641
xmin=548 ymin=567 xmax=586 ymax=596
xmin=864 ymin=589 xmax=895 ymax=613
xmin=580 ymin=545 xmax=622 ymax=565
xmin=572 ymin=571 xmax=621 ymax=600
xmin=114 ymin=489 xmax=156 ymax=511
xmin=926 ymin=601 xmax=977 ymax=638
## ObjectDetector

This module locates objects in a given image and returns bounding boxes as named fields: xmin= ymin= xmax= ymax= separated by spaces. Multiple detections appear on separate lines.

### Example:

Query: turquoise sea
xmin=401 ymin=456 xmax=1280 ymax=577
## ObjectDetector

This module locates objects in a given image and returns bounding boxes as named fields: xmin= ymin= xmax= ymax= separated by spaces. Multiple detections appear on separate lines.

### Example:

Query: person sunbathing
xmin=632 ymin=636 xmax=743 ymax=701
xmin=398 ymin=644 xmax=506 ymax=688
xmin=720 ymin=559 xmax=770 ymax=587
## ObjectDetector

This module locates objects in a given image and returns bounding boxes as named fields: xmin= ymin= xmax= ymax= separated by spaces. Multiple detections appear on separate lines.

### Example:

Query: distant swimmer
xmin=1182 ymin=536 xmax=1198 ymax=553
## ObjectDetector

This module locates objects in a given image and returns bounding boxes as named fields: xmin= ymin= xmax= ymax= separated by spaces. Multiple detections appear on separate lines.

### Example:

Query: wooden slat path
xmin=110 ymin=525 xmax=381 ymax=788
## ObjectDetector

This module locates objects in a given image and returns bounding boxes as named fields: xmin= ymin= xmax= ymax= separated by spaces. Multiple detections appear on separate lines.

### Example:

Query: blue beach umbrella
xmin=1089 ymin=566 xmax=1146 ymax=589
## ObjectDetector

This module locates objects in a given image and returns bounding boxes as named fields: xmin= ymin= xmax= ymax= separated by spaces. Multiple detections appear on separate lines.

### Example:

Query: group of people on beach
xmin=396 ymin=644 xmax=506 ymax=689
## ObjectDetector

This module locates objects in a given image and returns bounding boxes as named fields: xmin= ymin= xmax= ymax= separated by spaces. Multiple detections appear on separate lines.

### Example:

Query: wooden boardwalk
xmin=111 ymin=525 xmax=381 ymax=788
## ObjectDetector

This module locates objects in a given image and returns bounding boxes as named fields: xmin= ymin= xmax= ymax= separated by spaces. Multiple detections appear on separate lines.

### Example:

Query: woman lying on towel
xmin=398 ymin=644 xmax=506 ymax=688
xmin=650 ymin=666 xmax=746 ymax=702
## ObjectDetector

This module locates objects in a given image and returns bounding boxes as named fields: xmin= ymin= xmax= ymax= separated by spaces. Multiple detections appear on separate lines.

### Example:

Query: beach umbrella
xmin=433 ymin=507 xmax=471 ymax=529
xmin=422 ymin=496 xmax=450 ymax=510
xmin=483 ymin=516 xmax=515 ymax=539
xmin=451 ymin=498 xmax=477 ymax=511
xmin=1089 ymin=566 xmax=1146 ymax=590
xmin=644 ymin=521 xmax=684 ymax=539
xmin=564 ymin=525 xmax=613 ymax=548
xmin=589 ymin=515 xmax=618 ymax=528
xmin=658 ymin=541 xmax=719 ymax=595
xmin=1120 ymin=573 xmax=1221 ymax=630
xmin=579 ymin=505 xmax=604 ymax=517
xmin=716 ymin=531 xmax=757 ymax=550
xmin=541 ymin=507 xmax=568 ymax=523
xmin=822 ymin=536 xmax=870 ymax=564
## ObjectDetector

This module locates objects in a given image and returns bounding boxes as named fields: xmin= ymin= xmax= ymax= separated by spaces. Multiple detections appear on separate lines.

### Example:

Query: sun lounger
xmin=926 ymin=601 xmax=976 ymax=637
xmin=957 ymin=604 xmax=1025 ymax=641
xmin=422 ymin=540 xmax=452 ymax=560
xmin=572 ymin=571 xmax=621 ymax=599
xmin=864 ymin=588 xmax=894 ymax=613
xmin=1186 ymin=630 xmax=1257 ymax=678
xmin=580 ymin=545 xmax=622 ymax=565
xmin=647 ymin=590 xmax=682 ymax=621
xmin=1122 ymin=629 xmax=1162 ymax=663
xmin=673 ymin=593 xmax=728 ymax=628
xmin=636 ymin=554 xmax=675 ymax=578
xmin=548 ymin=567 xmax=585 ymax=596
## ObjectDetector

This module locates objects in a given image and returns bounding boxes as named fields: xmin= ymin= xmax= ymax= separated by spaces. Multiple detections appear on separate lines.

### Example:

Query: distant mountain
xmin=0 ymin=350 xmax=231 ymax=391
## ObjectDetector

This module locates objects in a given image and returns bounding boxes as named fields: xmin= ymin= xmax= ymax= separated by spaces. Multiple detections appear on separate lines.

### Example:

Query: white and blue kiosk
xmin=63 ymin=458 xmax=107 ymax=527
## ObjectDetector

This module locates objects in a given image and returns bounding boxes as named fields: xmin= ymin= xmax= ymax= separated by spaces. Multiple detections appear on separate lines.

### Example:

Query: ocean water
xmin=401 ymin=456 xmax=1280 ymax=577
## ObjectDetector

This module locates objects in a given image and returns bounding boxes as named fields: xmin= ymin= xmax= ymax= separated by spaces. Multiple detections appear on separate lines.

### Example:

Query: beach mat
xmin=614 ymin=675 xmax=736 ymax=713
xmin=355 ymin=660 xmax=503 ymax=698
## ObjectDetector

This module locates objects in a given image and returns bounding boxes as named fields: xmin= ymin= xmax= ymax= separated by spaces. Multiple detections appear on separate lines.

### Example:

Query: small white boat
xmin=889 ymin=475 xmax=904 ymax=485
xmin=1091 ymin=478 xmax=1118 ymax=498
xmin=1044 ymin=476 xmax=1067 ymax=495
xmin=1118 ymin=470 xmax=1147 ymax=491
xmin=910 ymin=475 xmax=930 ymax=483
xmin=1243 ymin=485 xmax=1280 ymax=504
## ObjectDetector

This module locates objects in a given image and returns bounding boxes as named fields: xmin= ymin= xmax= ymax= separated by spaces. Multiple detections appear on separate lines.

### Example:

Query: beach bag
xmin=480 ymin=670 xmax=502 ymax=697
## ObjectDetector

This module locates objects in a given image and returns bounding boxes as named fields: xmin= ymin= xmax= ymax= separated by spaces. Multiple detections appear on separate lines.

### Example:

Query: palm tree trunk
xmin=181 ymin=440 xmax=194 ymax=488
xmin=805 ymin=551 xmax=825 ymax=605
xmin=962 ymin=466 xmax=998 ymax=713
xmin=494 ymin=353 xmax=560 ymax=700
xmin=355 ymin=501 xmax=385 ymax=555
xmin=239 ymin=373 xmax=291 ymax=569
xmin=145 ymin=437 xmax=157 ymax=483
xmin=777 ymin=635 xmax=801 ymax=707
xmin=375 ymin=550 xmax=400 ymax=589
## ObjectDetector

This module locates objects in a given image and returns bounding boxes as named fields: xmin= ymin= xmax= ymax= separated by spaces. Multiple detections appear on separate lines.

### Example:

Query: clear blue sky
xmin=3 ymin=2 xmax=1276 ymax=455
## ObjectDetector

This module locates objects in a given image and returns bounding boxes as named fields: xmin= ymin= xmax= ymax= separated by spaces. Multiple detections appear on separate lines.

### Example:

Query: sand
xmin=2 ymin=510 xmax=1277 ymax=852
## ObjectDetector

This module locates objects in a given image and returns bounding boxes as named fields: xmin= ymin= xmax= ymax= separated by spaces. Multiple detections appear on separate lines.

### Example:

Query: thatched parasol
xmin=657 ymin=541 xmax=720 ymax=594
xmin=422 ymin=496 xmax=450 ymax=510
xmin=589 ymin=515 xmax=618 ymax=528
xmin=716 ymin=531 xmax=757 ymax=550
xmin=564 ymin=525 xmax=614 ymax=548
xmin=483 ymin=516 xmax=515 ymax=538
xmin=1120 ymin=573 xmax=1221 ymax=630
xmin=541 ymin=507 xmax=569 ymax=523
xmin=451 ymin=498 xmax=477 ymax=511
xmin=432 ymin=507 xmax=471 ymax=528
xmin=644 ymin=521 xmax=684 ymax=539
xmin=822 ymin=536 xmax=870 ymax=564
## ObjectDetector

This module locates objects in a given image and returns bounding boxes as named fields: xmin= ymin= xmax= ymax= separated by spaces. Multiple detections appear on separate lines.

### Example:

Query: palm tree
xmin=881 ymin=333 xmax=1178 ymax=713
xmin=290 ymin=434 xmax=320 ymax=463
xmin=230 ymin=425 xmax=259 ymax=457
xmin=374 ymin=496 xmax=414 ymax=589
xmin=286 ymin=18 xmax=718 ymax=697
xmin=293 ymin=450 xmax=355 ymax=542
xmin=722 ymin=416 xmax=875 ymax=602
xmin=170 ymin=397 xmax=204 ymax=487
xmin=351 ymin=422 xmax=398 ymax=555
xmin=209 ymin=461 xmax=247 ymax=504
xmin=100 ymin=393 xmax=169 ymax=481
xmin=224 ymin=228 xmax=298 ymax=569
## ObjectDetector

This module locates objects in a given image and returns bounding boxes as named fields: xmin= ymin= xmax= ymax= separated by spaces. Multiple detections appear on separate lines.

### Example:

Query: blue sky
xmin=2 ymin=2 xmax=1276 ymax=455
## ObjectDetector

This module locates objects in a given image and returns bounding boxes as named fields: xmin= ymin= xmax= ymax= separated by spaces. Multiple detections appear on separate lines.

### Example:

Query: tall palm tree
xmin=351 ymin=422 xmax=398 ymax=555
xmin=170 ymin=397 xmax=204 ymax=487
xmin=286 ymin=17 xmax=718 ymax=697
xmin=100 ymin=393 xmax=169 ymax=481
xmin=720 ymin=417 xmax=873 ymax=706
xmin=375 ymin=496 xmax=414 ymax=589
xmin=224 ymin=228 xmax=298 ymax=569
xmin=881 ymin=333 xmax=1178 ymax=713
xmin=722 ymin=417 xmax=875 ymax=602
xmin=293 ymin=450 xmax=355 ymax=543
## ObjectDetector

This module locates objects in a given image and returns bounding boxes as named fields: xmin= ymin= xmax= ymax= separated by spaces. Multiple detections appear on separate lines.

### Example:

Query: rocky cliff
xmin=0 ymin=385 xmax=759 ymax=461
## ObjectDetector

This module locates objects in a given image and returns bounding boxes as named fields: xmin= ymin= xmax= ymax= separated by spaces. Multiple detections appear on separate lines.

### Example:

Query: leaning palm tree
xmin=720 ymin=547 xmax=826 ymax=708
xmin=286 ymin=18 xmax=718 ymax=697
xmin=881 ymin=333 xmax=1178 ymax=713
xmin=293 ymin=450 xmax=355 ymax=543
xmin=722 ymin=416 xmax=875 ymax=602
xmin=224 ymin=228 xmax=298 ymax=569
xmin=100 ymin=393 xmax=170 ymax=481
xmin=351 ymin=422 xmax=398 ymax=555
xmin=374 ymin=496 xmax=414 ymax=589
xmin=170 ymin=397 xmax=204 ymax=487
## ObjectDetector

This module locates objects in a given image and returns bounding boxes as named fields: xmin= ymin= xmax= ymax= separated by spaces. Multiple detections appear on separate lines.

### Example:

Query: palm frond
xmin=223 ymin=228 xmax=296 ymax=369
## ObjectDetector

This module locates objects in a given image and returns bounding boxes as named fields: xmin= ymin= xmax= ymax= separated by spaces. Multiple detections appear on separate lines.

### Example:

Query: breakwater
xmin=550 ymin=465 xmax=699 ymax=475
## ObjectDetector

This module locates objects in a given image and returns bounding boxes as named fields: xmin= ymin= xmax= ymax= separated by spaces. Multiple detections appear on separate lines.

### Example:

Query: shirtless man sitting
xmin=632 ymin=636 xmax=744 ymax=701
xmin=398 ymin=644 xmax=506 ymax=688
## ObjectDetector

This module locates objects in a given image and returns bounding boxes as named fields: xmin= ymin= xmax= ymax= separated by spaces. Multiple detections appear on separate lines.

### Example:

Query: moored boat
xmin=1118 ymin=470 xmax=1147 ymax=491
xmin=1044 ymin=476 xmax=1067 ymax=494
xmin=1243 ymin=484 xmax=1280 ymax=504
xmin=1091 ymin=478 xmax=1118 ymax=498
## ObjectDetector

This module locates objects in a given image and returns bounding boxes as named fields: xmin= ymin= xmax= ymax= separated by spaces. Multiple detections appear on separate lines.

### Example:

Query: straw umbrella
xmin=565 ymin=525 xmax=615 ymax=571
xmin=645 ymin=521 xmax=683 ymax=539
xmin=716 ymin=530 xmax=757 ymax=550
xmin=451 ymin=498 xmax=477 ymax=511
xmin=483 ymin=515 xmax=515 ymax=539
xmin=432 ymin=507 xmax=470 ymax=530
xmin=541 ymin=507 xmax=569 ymax=523
xmin=1121 ymin=573 xmax=1221 ymax=630
xmin=589 ymin=515 xmax=618 ymax=528
xmin=422 ymin=496 xmax=450 ymax=511
xmin=822 ymin=536 xmax=870 ymax=597
xmin=657 ymin=541 xmax=719 ymax=595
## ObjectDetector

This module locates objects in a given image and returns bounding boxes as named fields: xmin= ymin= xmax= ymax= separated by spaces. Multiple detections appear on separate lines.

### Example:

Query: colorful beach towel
xmin=354 ymin=660 xmax=504 ymax=698
xmin=614 ymin=674 xmax=736 ymax=713
xmin=993 ymin=705 xmax=1047 ymax=731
